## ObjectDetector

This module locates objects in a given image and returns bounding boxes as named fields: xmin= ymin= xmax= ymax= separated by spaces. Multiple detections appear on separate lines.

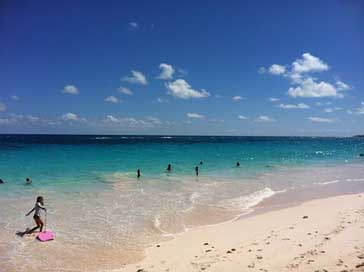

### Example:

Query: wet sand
xmin=119 ymin=193 xmax=364 ymax=272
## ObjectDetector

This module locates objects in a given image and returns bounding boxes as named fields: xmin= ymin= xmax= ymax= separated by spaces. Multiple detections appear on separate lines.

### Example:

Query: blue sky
xmin=0 ymin=0 xmax=363 ymax=136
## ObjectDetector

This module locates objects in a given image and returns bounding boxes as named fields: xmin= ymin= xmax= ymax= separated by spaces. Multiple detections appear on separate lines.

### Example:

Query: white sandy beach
xmin=118 ymin=193 xmax=364 ymax=272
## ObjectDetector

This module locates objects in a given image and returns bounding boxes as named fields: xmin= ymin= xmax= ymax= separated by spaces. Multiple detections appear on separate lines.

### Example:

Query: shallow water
xmin=0 ymin=135 xmax=364 ymax=271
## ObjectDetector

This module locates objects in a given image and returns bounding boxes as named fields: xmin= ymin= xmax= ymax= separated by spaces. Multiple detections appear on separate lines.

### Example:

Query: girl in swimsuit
xmin=25 ymin=196 xmax=46 ymax=234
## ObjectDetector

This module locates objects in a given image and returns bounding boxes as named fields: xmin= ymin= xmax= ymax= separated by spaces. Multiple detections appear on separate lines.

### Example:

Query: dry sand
xmin=116 ymin=193 xmax=364 ymax=272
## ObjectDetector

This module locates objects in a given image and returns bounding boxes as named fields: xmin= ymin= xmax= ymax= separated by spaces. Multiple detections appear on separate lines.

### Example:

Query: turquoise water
xmin=1 ymin=135 xmax=363 ymax=193
xmin=1 ymin=135 xmax=364 ymax=271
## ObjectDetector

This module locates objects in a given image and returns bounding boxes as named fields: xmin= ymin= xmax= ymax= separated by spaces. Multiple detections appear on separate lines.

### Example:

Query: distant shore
xmin=120 ymin=193 xmax=364 ymax=272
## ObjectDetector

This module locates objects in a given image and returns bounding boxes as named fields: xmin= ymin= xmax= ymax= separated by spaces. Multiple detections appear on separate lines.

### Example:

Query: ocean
xmin=0 ymin=135 xmax=364 ymax=271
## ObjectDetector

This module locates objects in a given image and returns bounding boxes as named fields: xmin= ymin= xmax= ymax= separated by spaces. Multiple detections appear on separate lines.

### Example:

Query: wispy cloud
xmin=129 ymin=22 xmax=139 ymax=29
xmin=323 ymin=107 xmax=341 ymax=113
xmin=166 ymin=79 xmax=210 ymax=99
xmin=232 ymin=96 xmax=244 ymax=101
xmin=62 ymin=85 xmax=79 ymax=95
xmin=347 ymin=102 xmax=364 ymax=115
xmin=102 ymin=115 xmax=163 ymax=128
xmin=255 ymin=115 xmax=276 ymax=122
xmin=61 ymin=112 xmax=86 ymax=122
xmin=269 ymin=97 xmax=280 ymax=102
xmin=104 ymin=96 xmax=120 ymax=103
xmin=308 ymin=117 xmax=334 ymax=123
xmin=278 ymin=103 xmax=310 ymax=109
xmin=118 ymin=87 xmax=133 ymax=95
xmin=186 ymin=112 xmax=205 ymax=119
xmin=336 ymin=80 xmax=351 ymax=91
xmin=121 ymin=70 xmax=148 ymax=85
xmin=238 ymin=115 xmax=248 ymax=120
xmin=11 ymin=95 xmax=19 ymax=101
xmin=0 ymin=102 xmax=6 ymax=112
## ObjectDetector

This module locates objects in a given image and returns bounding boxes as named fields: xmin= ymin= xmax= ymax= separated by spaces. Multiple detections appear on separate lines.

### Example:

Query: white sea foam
xmin=161 ymin=136 xmax=173 ymax=139
xmin=315 ymin=179 xmax=340 ymax=186
xmin=346 ymin=178 xmax=364 ymax=182
xmin=189 ymin=192 xmax=201 ymax=203
xmin=218 ymin=187 xmax=285 ymax=211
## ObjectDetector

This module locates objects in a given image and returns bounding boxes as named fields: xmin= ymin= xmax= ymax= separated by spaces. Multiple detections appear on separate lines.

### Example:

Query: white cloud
xmin=0 ymin=118 xmax=11 ymax=124
xmin=232 ymin=96 xmax=244 ymax=101
xmin=102 ymin=115 xmax=161 ymax=128
xmin=269 ymin=64 xmax=286 ymax=75
xmin=157 ymin=63 xmax=175 ymax=80
xmin=336 ymin=80 xmax=351 ymax=91
xmin=147 ymin=117 xmax=162 ymax=125
xmin=324 ymin=108 xmax=333 ymax=113
xmin=278 ymin=103 xmax=310 ymax=109
xmin=165 ymin=79 xmax=210 ymax=99
xmin=104 ymin=115 xmax=119 ymax=123
xmin=269 ymin=97 xmax=280 ymax=102
xmin=11 ymin=95 xmax=19 ymax=101
xmin=186 ymin=113 xmax=205 ymax=119
xmin=122 ymin=70 xmax=148 ymax=85
xmin=0 ymin=102 xmax=6 ymax=112
xmin=62 ymin=85 xmax=79 ymax=95
xmin=308 ymin=117 xmax=334 ymax=123
xmin=118 ymin=87 xmax=133 ymax=95
xmin=255 ymin=115 xmax=276 ymax=122
xmin=26 ymin=115 xmax=39 ymax=122
xmin=238 ymin=115 xmax=248 ymax=120
xmin=288 ymin=77 xmax=341 ymax=98
xmin=260 ymin=53 xmax=351 ymax=100
xmin=0 ymin=113 xmax=41 ymax=126
xmin=129 ymin=22 xmax=139 ymax=29
xmin=61 ymin=112 xmax=85 ymax=122
xmin=104 ymin=96 xmax=120 ymax=103
xmin=292 ymin=53 xmax=329 ymax=74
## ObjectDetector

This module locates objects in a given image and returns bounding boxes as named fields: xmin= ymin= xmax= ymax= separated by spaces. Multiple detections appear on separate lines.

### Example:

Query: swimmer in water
xmin=25 ymin=178 xmax=32 ymax=185
xmin=195 ymin=166 xmax=199 ymax=176
xmin=236 ymin=161 xmax=240 ymax=167
xmin=137 ymin=169 xmax=141 ymax=178
xmin=166 ymin=164 xmax=172 ymax=172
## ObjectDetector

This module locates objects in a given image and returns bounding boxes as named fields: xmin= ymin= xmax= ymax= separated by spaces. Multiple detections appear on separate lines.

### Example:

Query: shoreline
xmin=1 ymin=163 xmax=364 ymax=272
xmin=118 ymin=192 xmax=364 ymax=272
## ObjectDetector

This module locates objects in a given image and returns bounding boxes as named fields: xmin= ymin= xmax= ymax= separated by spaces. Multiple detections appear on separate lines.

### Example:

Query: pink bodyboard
xmin=37 ymin=231 xmax=55 ymax=242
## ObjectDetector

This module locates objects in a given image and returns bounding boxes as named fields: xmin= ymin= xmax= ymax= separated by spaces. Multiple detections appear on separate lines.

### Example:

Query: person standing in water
xmin=25 ymin=178 xmax=32 ymax=185
xmin=137 ymin=169 xmax=141 ymax=179
xmin=195 ymin=166 xmax=199 ymax=176
xmin=236 ymin=161 xmax=240 ymax=167
xmin=25 ymin=196 xmax=46 ymax=234
xmin=167 ymin=164 xmax=172 ymax=172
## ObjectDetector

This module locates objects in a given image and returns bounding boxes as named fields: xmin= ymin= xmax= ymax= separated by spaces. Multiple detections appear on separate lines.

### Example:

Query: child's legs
xmin=28 ymin=215 xmax=43 ymax=233
xmin=35 ymin=216 xmax=44 ymax=232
